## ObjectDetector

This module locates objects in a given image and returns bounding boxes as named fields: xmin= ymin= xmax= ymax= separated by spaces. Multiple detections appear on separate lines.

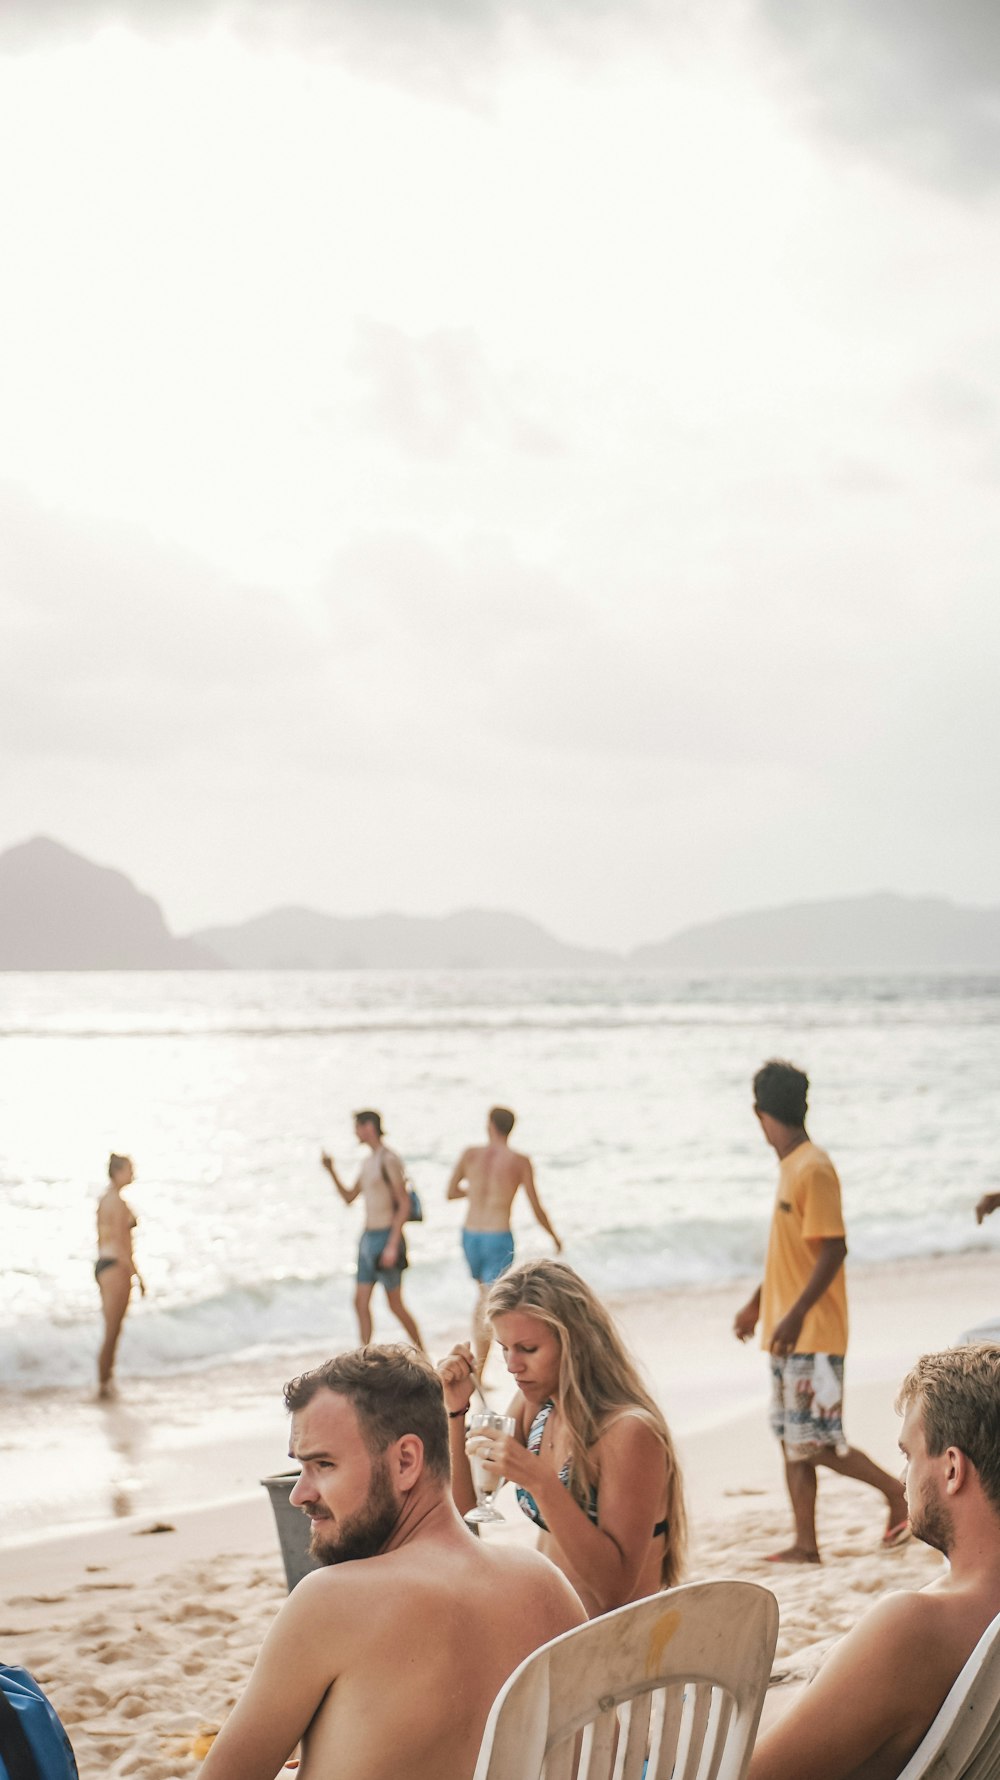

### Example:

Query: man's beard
xmin=308 ymin=1457 xmax=400 ymax=1565
xmin=911 ymin=1477 xmax=954 ymax=1556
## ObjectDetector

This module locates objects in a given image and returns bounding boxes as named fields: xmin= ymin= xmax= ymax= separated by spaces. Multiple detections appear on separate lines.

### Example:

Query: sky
xmin=1 ymin=1 xmax=998 ymax=950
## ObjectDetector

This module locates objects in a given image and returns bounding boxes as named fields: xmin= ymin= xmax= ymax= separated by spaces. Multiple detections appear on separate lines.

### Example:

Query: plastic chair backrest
xmin=896 ymin=1610 xmax=1000 ymax=1780
xmin=473 ymin=1580 xmax=779 ymax=1780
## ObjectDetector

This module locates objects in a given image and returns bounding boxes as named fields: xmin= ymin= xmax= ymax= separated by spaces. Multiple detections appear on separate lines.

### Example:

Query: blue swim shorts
xmin=769 ymin=1353 xmax=847 ymax=1458
xmin=358 ymin=1227 xmax=407 ymax=1289
xmin=462 ymin=1228 xmax=515 ymax=1285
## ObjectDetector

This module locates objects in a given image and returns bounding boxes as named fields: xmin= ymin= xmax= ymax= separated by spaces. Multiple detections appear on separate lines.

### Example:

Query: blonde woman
xmin=95 ymin=1153 xmax=145 ymax=1396
xmin=440 ymin=1258 xmax=686 ymax=1618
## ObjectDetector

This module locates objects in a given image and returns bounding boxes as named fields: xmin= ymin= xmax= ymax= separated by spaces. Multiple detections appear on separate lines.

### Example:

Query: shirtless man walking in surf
xmin=447 ymin=1106 xmax=562 ymax=1369
xmin=322 ymin=1110 xmax=425 ymax=1352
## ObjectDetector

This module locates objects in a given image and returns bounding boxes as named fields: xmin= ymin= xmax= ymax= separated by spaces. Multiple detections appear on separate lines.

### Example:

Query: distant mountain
xmin=630 ymin=892 xmax=1000 ymax=972
xmin=5 ymin=838 xmax=1000 ymax=974
xmin=192 ymin=905 xmax=616 ymax=970
xmin=0 ymin=837 xmax=218 ymax=970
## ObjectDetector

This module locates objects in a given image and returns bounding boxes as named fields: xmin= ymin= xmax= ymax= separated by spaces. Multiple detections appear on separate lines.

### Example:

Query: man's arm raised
xmin=200 ymin=1573 xmax=342 ymax=1780
xmin=522 ymin=1160 xmax=562 ymax=1253
xmin=321 ymin=1151 xmax=361 ymax=1205
xmin=750 ymin=1592 xmax=948 ymax=1780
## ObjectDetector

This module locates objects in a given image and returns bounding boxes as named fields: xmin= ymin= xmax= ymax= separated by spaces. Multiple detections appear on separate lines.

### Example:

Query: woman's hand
xmin=466 ymin=1429 xmax=536 ymax=1492
xmin=436 ymin=1342 xmax=477 ymax=1415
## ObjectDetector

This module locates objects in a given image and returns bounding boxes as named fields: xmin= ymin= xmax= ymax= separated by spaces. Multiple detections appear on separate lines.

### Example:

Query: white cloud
xmin=0 ymin=10 xmax=997 ymax=945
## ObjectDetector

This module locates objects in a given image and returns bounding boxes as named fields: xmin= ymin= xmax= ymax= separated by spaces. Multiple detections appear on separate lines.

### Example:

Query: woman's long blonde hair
xmin=486 ymin=1258 xmax=687 ymax=1587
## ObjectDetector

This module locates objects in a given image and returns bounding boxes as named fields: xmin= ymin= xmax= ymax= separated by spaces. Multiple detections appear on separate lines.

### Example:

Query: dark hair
xmin=489 ymin=1106 xmax=516 ymax=1138
xmin=896 ymin=1344 xmax=1000 ymax=1517
xmin=354 ymin=1109 xmax=383 ymax=1137
xmin=108 ymin=1153 xmax=130 ymax=1180
xmin=753 ymin=1060 xmax=808 ymax=1126
xmin=283 ymin=1345 xmax=450 ymax=1482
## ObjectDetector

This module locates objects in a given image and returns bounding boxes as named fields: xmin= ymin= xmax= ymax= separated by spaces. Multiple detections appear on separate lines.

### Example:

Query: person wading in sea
xmin=95 ymin=1152 xmax=145 ymax=1397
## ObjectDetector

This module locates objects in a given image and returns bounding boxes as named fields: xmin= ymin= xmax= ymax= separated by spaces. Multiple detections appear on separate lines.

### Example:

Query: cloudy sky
xmin=1 ymin=1 xmax=998 ymax=949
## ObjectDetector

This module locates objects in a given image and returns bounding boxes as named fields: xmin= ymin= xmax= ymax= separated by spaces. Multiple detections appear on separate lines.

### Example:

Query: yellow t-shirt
xmin=760 ymin=1141 xmax=849 ymax=1355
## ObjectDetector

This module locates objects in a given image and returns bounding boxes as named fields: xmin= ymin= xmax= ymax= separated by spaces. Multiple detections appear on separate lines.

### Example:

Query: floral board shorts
xmin=769 ymin=1353 xmax=847 ymax=1458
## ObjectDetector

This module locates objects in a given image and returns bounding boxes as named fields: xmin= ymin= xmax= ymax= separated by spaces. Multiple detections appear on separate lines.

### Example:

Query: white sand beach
xmin=2 ymin=1252 xmax=997 ymax=1778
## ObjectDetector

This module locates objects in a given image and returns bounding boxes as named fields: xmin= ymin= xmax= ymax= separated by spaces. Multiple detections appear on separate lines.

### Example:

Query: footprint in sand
xmin=95 ymin=1641 xmax=140 ymax=1665
xmin=117 ymin=1695 xmax=157 ymax=1721
xmin=63 ymin=1683 xmax=113 ymax=1712
xmin=164 ymin=1600 xmax=238 ymax=1625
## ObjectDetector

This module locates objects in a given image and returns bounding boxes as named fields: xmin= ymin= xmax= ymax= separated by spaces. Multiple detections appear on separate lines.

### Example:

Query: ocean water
xmin=3 ymin=968 xmax=999 ymax=1393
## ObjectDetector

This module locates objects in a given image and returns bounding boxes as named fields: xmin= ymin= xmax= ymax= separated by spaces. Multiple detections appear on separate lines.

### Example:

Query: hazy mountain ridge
xmin=192 ymin=905 xmax=616 ymax=970
xmin=631 ymin=891 xmax=1000 ymax=972
xmin=3 ymin=838 xmax=1000 ymax=971
xmin=0 ymin=837 xmax=216 ymax=970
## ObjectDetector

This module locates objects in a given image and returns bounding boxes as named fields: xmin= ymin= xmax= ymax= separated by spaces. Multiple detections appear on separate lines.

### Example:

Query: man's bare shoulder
xmin=824 ymin=1584 xmax=964 ymax=1672
xmin=481 ymin=1533 xmax=578 ymax=1588
xmin=476 ymin=1538 xmax=587 ymax=1626
xmin=750 ymin=1588 xmax=961 ymax=1780
xmin=299 ymin=1529 xmax=583 ymax=1640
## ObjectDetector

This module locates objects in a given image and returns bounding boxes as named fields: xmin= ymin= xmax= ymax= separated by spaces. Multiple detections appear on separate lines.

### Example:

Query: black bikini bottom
xmin=95 ymin=1258 xmax=119 ymax=1280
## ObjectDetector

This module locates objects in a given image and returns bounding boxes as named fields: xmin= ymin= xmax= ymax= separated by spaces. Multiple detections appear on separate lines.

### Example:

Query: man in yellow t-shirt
xmin=733 ymin=1059 xmax=909 ymax=1564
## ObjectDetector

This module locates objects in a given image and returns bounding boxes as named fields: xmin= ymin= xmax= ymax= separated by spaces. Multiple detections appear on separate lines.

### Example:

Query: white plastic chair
xmin=472 ymin=1580 xmax=779 ymax=1780
xmin=896 ymin=1610 xmax=1000 ymax=1780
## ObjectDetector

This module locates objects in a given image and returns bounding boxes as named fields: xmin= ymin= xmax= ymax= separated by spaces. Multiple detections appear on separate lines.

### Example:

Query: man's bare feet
xmin=765 ymin=1546 xmax=821 ymax=1565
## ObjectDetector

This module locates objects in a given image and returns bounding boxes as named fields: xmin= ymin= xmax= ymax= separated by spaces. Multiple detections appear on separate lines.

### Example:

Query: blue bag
xmin=0 ymin=1667 xmax=79 ymax=1780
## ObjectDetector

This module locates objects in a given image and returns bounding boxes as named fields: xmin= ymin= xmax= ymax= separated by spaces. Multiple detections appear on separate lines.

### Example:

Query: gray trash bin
xmin=261 ymin=1472 xmax=321 ymax=1591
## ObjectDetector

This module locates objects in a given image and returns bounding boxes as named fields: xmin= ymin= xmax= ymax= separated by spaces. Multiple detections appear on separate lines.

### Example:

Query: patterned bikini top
xmin=515 ymin=1400 xmax=598 ymax=1532
xmin=514 ymin=1400 xmax=670 ymax=1542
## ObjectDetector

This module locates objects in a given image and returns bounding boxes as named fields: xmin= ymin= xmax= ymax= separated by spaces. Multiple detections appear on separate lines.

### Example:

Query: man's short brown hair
xmin=896 ymin=1343 xmax=1000 ymax=1515
xmin=284 ymin=1345 xmax=450 ymax=1482
xmin=354 ymin=1109 xmax=383 ymax=1136
xmin=489 ymin=1106 xmax=516 ymax=1138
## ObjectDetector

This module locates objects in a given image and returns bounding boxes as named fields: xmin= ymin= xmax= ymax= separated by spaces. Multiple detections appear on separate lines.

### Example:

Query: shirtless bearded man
xmin=199 ymin=1346 xmax=584 ymax=1780
xmin=447 ymin=1106 xmax=562 ymax=1369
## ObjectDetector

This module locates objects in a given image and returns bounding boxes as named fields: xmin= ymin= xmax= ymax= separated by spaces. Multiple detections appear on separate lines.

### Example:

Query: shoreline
xmin=6 ymin=1250 xmax=998 ymax=1549
xmin=5 ymin=1251 xmax=994 ymax=1777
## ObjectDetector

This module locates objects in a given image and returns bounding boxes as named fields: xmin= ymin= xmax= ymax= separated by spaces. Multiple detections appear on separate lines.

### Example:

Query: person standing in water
xmin=322 ymin=1111 xmax=425 ymax=1352
xmin=95 ymin=1153 xmax=145 ymax=1397
xmin=446 ymin=1107 xmax=562 ymax=1369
